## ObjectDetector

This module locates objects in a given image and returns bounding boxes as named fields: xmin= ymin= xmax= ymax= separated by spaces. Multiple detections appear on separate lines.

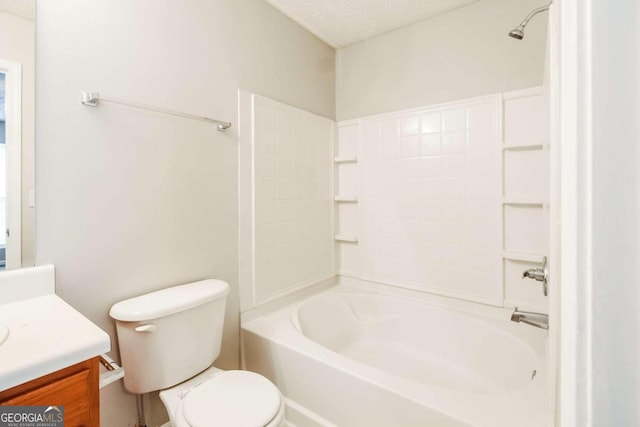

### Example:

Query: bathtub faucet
xmin=510 ymin=308 xmax=548 ymax=330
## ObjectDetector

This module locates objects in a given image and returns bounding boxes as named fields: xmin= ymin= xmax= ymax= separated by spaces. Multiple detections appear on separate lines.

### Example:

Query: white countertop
xmin=0 ymin=267 xmax=111 ymax=392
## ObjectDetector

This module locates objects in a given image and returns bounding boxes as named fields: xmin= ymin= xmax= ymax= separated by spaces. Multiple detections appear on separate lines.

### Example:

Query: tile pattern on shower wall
xmin=253 ymin=97 xmax=334 ymax=303
xmin=359 ymin=98 xmax=502 ymax=303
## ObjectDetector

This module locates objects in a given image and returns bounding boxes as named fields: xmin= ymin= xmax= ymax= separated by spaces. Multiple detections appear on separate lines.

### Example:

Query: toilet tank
xmin=110 ymin=279 xmax=230 ymax=394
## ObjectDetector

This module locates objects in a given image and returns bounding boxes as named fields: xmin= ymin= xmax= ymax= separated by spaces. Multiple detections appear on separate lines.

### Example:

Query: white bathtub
xmin=242 ymin=282 xmax=549 ymax=426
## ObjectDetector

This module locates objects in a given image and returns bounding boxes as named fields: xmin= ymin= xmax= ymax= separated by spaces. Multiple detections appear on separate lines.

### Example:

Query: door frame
xmin=555 ymin=0 xmax=595 ymax=424
xmin=0 ymin=58 xmax=23 ymax=269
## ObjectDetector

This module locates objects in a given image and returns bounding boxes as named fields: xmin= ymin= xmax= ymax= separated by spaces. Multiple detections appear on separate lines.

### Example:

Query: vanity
xmin=0 ymin=265 xmax=111 ymax=426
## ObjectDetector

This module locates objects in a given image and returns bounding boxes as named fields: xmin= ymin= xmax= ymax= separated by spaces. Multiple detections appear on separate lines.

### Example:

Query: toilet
xmin=109 ymin=279 xmax=285 ymax=427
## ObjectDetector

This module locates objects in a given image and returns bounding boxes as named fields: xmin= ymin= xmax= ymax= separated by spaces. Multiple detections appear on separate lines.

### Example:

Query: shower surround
xmin=239 ymin=87 xmax=550 ymax=425
xmin=336 ymin=88 xmax=549 ymax=311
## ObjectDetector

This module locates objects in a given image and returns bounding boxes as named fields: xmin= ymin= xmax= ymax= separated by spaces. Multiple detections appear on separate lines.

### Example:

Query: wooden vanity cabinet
xmin=0 ymin=357 xmax=100 ymax=427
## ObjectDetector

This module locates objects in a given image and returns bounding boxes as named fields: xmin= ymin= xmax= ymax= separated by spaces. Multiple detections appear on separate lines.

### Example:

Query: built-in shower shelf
xmin=502 ymin=143 xmax=546 ymax=151
xmin=334 ymin=156 xmax=358 ymax=164
xmin=503 ymin=251 xmax=546 ymax=263
xmin=502 ymin=197 xmax=546 ymax=206
xmin=334 ymin=234 xmax=358 ymax=243
xmin=334 ymin=196 xmax=358 ymax=203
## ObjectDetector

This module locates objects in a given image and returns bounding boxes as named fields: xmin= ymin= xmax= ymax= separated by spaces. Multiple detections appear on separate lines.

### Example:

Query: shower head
xmin=508 ymin=2 xmax=552 ymax=40
xmin=508 ymin=25 xmax=525 ymax=40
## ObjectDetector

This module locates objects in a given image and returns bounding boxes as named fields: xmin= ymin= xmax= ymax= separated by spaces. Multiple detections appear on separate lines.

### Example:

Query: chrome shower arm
xmin=509 ymin=1 xmax=552 ymax=40
xmin=518 ymin=2 xmax=552 ymax=28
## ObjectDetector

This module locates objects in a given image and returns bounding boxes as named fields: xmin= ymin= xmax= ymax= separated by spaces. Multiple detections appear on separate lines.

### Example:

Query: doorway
xmin=0 ymin=59 xmax=22 ymax=270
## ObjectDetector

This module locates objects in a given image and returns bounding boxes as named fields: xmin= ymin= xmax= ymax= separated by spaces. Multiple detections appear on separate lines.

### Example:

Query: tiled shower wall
xmin=239 ymin=93 xmax=334 ymax=310
xmin=240 ymin=89 xmax=548 ymax=312
xmin=343 ymin=97 xmax=502 ymax=304
xmin=336 ymin=89 xmax=549 ymax=310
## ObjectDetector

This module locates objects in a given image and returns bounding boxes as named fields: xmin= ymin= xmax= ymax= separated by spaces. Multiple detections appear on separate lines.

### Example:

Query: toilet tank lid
xmin=109 ymin=279 xmax=230 ymax=322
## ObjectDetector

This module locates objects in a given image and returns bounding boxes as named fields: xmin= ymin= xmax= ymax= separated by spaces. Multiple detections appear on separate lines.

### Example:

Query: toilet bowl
xmin=160 ymin=366 xmax=285 ymax=427
xmin=109 ymin=279 xmax=285 ymax=427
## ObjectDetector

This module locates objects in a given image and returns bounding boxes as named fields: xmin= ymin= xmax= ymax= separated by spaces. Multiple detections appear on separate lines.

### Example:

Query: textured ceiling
xmin=0 ymin=0 xmax=34 ymax=21
xmin=264 ymin=0 xmax=480 ymax=48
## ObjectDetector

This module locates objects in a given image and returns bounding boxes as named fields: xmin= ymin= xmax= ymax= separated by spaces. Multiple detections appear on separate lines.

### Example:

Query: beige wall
xmin=336 ymin=0 xmax=548 ymax=120
xmin=0 ymin=11 xmax=34 ymax=267
xmin=35 ymin=0 xmax=334 ymax=425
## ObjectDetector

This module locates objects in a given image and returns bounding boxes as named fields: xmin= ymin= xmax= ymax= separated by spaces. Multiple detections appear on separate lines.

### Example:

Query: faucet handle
xmin=521 ymin=256 xmax=548 ymax=296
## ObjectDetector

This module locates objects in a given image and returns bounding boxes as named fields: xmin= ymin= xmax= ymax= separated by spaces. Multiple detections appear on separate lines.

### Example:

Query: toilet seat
xmin=183 ymin=370 xmax=281 ymax=427
xmin=160 ymin=368 xmax=285 ymax=427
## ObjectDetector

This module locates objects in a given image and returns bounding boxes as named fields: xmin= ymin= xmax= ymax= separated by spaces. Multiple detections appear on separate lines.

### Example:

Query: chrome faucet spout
xmin=510 ymin=308 xmax=549 ymax=330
